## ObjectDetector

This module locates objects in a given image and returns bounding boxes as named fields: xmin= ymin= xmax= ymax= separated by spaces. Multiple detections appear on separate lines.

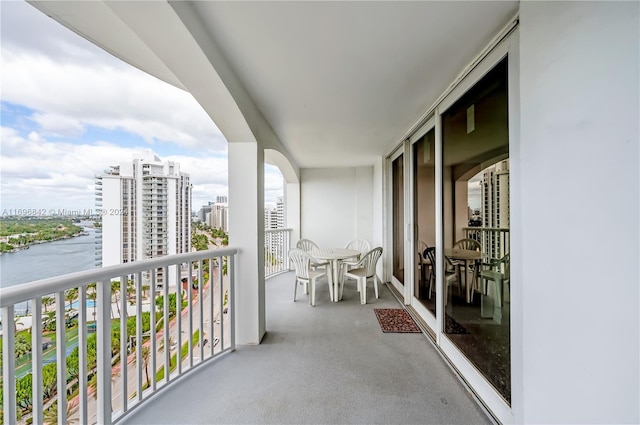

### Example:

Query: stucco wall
xmin=518 ymin=2 xmax=639 ymax=422
xmin=301 ymin=167 xmax=374 ymax=249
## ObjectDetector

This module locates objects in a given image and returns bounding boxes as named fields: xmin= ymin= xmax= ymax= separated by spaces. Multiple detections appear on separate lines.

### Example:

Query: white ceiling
xmin=29 ymin=1 xmax=518 ymax=169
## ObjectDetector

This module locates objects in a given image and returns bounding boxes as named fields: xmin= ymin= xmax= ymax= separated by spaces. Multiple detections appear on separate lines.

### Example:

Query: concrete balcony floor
xmin=119 ymin=271 xmax=492 ymax=424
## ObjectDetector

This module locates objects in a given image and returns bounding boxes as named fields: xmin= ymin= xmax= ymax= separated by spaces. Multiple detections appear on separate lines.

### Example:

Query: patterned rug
xmin=374 ymin=308 xmax=421 ymax=333
xmin=445 ymin=315 xmax=470 ymax=335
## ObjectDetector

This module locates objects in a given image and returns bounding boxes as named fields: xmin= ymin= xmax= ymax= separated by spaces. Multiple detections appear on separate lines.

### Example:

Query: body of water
xmin=0 ymin=223 xmax=97 ymax=313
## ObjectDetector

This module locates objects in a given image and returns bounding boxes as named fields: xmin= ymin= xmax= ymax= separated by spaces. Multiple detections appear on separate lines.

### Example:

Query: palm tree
xmin=43 ymin=399 xmax=78 ymax=425
xmin=87 ymin=367 xmax=120 ymax=400
xmin=141 ymin=345 xmax=151 ymax=387
xmin=126 ymin=279 xmax=135 ymax=305
xmin=111 ymin=281 xmax=121 ymax=316
xmin=65 ymin=288 xmax=79 ymax=311
xmin=42 ymin=296 xmax=54 ymax=312
xmin=158 ymin=335 xmax=175 ymax=354
xmin=87 ymin=290 xmax=98 ymax=321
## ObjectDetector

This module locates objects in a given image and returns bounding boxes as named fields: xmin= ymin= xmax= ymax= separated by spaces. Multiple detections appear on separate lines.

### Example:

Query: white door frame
xmin=387 ymin=146 xmax=405 ymax=295
xmin=384 ymin=24 xmax=519 ymax=425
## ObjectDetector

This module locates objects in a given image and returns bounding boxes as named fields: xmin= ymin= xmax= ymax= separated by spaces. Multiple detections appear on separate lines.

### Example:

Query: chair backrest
xmin=453 ymin=238 xmax=481 ymax=251
xmin=288 ymin=248 xmax=311 ymax=279
xmin=418 ymin=240 xmax=429 ymax=261
xmin=360 ymin=247 xmax=383 ymax=278
xmin=418 ymin=240 xmax=429 ymax=252
xmin=424 ymin=247 xmax=456 ymax=274
xmin=484 ymin=253 xmax=510 ymax=279
xmin=424 ymin=246 xmax=436 ymax=267
xmin=503 ymin=253 xmax=510 ymax=280
xmin=296 ymin=239 xmax=318 ymax=252
xmin=346 ymin=239 xmax=371 ymax=256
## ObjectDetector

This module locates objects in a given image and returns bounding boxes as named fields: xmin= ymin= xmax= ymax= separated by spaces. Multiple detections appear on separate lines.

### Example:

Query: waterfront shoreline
xmin=0 ymin=230 xmax=90 ymax=254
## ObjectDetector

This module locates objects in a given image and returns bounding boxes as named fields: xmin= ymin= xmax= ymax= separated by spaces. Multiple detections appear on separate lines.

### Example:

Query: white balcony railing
xmin=264 ymin=228 xmax=292 ymax=278
xmin=1 ymin=248 xmax=236 ymax=425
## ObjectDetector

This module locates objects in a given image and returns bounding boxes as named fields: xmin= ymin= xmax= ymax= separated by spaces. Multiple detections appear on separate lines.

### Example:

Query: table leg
xmin=465 ymin=260 xmax=472 ymax=303
xmin=326 ymin=263 xmax=334 ymax=302
xmin=333 ymin=260 xmax=340 ymax=302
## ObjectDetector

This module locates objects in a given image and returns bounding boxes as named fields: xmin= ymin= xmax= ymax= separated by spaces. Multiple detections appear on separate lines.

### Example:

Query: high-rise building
xmin=480 ymin=159 xmax=509 ymax=259
xmin=276 ymin=196 xmax=285 ymax=228
xmin=208 ymin=201 xmax=229 ymax=232
xmin=264 ymin=196 xmax=285 ymax=230
xmin=95 ymin=150 xmax=192 ymax=288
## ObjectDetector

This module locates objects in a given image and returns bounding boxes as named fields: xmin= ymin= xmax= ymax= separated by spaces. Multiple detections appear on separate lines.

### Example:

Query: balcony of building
xmin=3 ymin=2 xmax=639 ymax=424
xmin=117 ymin=270 xmax=491 ymax=425
xmin=0 ymin=242 xmax=492 ymax=425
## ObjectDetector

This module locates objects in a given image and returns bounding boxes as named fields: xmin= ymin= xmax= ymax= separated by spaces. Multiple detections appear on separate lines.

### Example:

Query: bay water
xmin=0 ymin=224 xmax=97 ymax=314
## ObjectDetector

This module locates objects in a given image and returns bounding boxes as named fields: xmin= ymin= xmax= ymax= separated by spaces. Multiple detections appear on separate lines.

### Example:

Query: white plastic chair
xmin=296 ymin=239 xmax=329 ymax=270
xmin=480 ymin=253 xmax=510 ymax=306
xmin=424 ymin=247 xmax=460 ymax=302
xmin=339 ymin=239 xmax=371 ymax=280
xmin=288 ymin=248 xmax=329 ymax=306
xmin=296 ymin=238 xmax=319 ymax=252
xmin=342 ymin=247 xmax=383 ymax=304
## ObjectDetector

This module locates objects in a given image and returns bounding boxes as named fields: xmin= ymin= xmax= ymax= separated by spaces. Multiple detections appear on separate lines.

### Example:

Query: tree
xmin=16 ymin=373 xmax=33 ymax=411
xmin=155 ymin=293 xmax=185 ymax=319
xmin=87 ymin=289 xmax=98 ymax=320
xmin=158 ymin=335 xmax=175 ymax=354
xmin=43 ymin=311 xmax=56 ymax=331
xmin=43 ymin=399 xmax=78 ymax=425
xmin=126 ymin=279 xmax=135 ymax=304
xmin=42 ymin=363 xmax=57 ymax=399
xmin=15 ymin=334 xmax=32 ymax=358
xmin=65 ymin=288 xmax=79 ymax=311
xmin=111 ymin=280 xmax=121 ymax=316
xmin=141 ymin=345 xmax=151 ymax=387
xmin=42 ymin=296 xmax=54 ymax=312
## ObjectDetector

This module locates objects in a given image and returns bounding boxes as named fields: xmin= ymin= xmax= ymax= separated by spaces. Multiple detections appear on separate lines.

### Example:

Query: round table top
xmin=311 ymin=248 xmax=361 ymax=261
xmin=444 ymin=248 xmax=483 ymax=260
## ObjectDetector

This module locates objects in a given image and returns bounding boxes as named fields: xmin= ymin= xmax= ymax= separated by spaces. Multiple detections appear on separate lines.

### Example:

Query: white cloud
xmin=0 ymin=127 xmax=227 ymax=212
xmin=1 ymin=50 xmax=226 ymax=152
xmin=0 ymin=1 xmax=283 ymax=214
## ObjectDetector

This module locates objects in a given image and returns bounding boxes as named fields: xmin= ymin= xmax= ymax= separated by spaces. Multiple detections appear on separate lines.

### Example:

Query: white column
xmin=285 ymin=181 xmax=300 ymax=246
xmin=228 ymin=141 xmax=265 ymax=344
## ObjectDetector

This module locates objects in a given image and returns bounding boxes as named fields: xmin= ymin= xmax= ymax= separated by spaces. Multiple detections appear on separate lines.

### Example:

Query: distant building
xmin=95 ymin=149 xmax=192 ymax=288
xmin=197 ymin=202 xmax=213 ymax=222
xmin=480 ymin=159 xmax=509 ymax=259
xmin=197 ymin=198 xmax=228 ymax=232
xmin=264 ymin=196 xmax=285 ymax=230
xmin=208 ymin=201 xmax=229 ymax=232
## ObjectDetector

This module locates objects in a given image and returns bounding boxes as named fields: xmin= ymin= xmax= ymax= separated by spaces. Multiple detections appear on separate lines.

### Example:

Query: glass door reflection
xmin=392 ymin=154 xmax=404 ymax=286
xmin=441 ymin=57 xmax=511 ymax=402
xmin=413 ymin=130 xmax=436 ymax=316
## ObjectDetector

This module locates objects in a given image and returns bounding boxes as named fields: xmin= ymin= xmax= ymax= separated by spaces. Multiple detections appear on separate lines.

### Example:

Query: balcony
xmin=0 ymin=249 xmax=490 ymax=425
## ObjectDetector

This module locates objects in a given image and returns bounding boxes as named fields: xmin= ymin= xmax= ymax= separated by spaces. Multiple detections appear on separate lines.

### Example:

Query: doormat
xmin=374 ymin=308 xmax=421 ymax=333
xmin=445 ymin=315 xmax=470 ymax=335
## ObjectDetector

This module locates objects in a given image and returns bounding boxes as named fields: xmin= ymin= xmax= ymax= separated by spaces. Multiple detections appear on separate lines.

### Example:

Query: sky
xmin=0 ymin=1 xmax=283 ymax=215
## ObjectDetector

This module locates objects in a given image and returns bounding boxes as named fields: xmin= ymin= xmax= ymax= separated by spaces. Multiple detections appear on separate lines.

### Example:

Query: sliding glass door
xmin=391 ymin=151 xmax=405 ymax=289
xmin=441 ymin=57 xmax=510 ymax=403
xmin=387 ymin=30 xmax=518 ymax=422
xmin=412 ymin=128 xmax=437 ymax=325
